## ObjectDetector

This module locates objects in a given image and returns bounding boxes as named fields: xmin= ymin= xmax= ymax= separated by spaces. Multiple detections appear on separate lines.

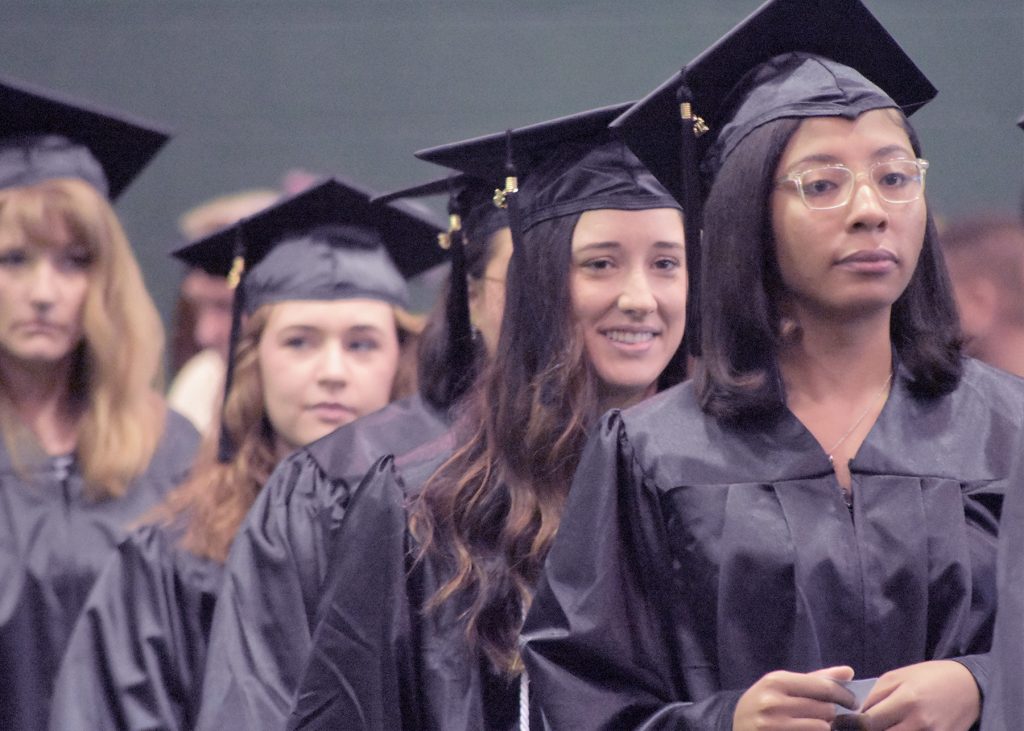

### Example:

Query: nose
xmin=318 ymin=341 xmax=350 ymax=387
xmin=617 ymin=266 xmax=656 ymax=317
xmin=28 ymin=259 xmax=59 ymax=310
xmin=846 ymin=175 xmax=889 ymax=233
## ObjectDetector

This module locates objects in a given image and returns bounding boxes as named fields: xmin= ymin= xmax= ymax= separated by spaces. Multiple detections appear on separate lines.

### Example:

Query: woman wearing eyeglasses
xmin=521 ymin=2 xmax=1024 ymax=729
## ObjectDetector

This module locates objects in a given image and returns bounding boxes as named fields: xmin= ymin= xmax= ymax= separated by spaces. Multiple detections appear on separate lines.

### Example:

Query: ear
xmin=466 ymin=277 xmax=483 ymax=328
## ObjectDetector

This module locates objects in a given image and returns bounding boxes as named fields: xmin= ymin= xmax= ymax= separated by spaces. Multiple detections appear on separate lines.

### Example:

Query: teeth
xmin=604 ymin=330 xmax=654 ymax=344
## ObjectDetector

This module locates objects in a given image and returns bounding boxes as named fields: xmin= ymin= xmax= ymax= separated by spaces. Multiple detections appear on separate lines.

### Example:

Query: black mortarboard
xmin=374 ymin=173 xmax=510 ymax=407
xmin=613 ymin=0 xmax=935 ymax=201
xmin=415 ymin=102 xmax=678 ymax=235
xmin=1018 ymin=113 xmax=1024 ymax=131
xmin=611 ymin=0 xmax=936 ymax=354
xmin=173 ymin=176 xmax=444 ymax=461
xmin=0 ymin=74 xmax=170 ymax=199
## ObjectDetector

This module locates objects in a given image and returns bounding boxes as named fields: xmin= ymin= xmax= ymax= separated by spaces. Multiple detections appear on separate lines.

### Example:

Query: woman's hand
xmin=733 ymin=665 xmax=857 ymax=731
xmin=859 ymin=659 xmax=979 ymax=730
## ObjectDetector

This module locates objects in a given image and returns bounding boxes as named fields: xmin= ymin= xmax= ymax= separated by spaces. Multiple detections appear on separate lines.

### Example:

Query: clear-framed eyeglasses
xmin=776 ymin=158 xmax=929 ymax=210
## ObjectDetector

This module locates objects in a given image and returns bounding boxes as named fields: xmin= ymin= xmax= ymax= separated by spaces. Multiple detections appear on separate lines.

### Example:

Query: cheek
xmin=352 ymin=349 xmax=401 ymax=407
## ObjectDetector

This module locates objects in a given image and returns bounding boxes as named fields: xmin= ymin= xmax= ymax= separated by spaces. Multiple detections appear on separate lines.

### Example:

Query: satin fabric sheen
xmin=521 ymin=358 xmax=1023 ymax=729
xmin=0 ymin=410 xmax=198 ymax=730
xmin=194 ymin=394 xmax=449 ymax=731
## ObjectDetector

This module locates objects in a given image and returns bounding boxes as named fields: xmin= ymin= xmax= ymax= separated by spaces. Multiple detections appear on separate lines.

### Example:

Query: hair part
xmin=0 ymin=178 xmax=168 ymax=498
xmin=696 ymin=114 xmax=962 ymax=422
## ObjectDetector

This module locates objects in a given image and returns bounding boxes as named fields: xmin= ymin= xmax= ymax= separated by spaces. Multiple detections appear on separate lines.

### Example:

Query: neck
xmin=778 ymin=306 xmax=893 ymax=402
xmin=597 ymin=380 xmax=658 ymax=415
xmin=0 ymin=353 xmax=79 ymax=455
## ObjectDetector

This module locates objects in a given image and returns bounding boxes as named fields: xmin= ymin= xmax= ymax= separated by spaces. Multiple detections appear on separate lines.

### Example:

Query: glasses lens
xmin=871 ymin=160 xmax=925 ymax=203
xmin=797 ymin=167 xmax=853 ymax=210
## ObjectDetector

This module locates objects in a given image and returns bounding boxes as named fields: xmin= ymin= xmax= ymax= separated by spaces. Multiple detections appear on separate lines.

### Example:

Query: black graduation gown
xmin=981 ymin=441 xmax=1024 ymax=730
xmin=0 ymin=410 xmax=199 ymax=731
xmin=521 ymin=358 xmax=1022 ymax=730
xmin=195 ymin=394 xmax=450 ymax=731
xmin=286 ymin=438 xmax=525 ymax=731
xmin=47 ymin=520 xmax=222 ymax=730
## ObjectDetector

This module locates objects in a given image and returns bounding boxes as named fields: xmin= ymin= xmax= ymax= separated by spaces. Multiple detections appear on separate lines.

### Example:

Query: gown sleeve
xmin=286 ymin=457 xmax=420 ymax=730
xmin=47 ymin=522 xmax=221 ymax=731
xmin=194 ymin=452 xmax=350 ymax=731
xmin=521 ymin=411 xmax=742 ymax=730
xmin=982 ymin=441 xmax=1024 ymax=728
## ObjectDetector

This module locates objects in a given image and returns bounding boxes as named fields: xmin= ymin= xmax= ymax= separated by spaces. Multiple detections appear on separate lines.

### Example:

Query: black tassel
xmin=443 ymin=184 xmax=475 ymax=407
xmin=216 ymin=224 xmax=247 ymax=464
xmin=676 ymin=81 xmax=703 ymax=358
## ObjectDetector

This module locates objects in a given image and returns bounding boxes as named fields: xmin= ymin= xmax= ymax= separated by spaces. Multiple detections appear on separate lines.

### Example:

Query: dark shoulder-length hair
xmin=697 ymin=114 xmax=962 ymax=422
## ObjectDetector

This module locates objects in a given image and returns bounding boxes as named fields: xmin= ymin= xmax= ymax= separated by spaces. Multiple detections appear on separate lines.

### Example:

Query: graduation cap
xmin=0 ymin=74 xmax=170 ymax=199
xmin=415 ymin=102 xmax=678 ymax=237
xmin=611 ymin=0 xmax=936 ymax=354
xmin=173 ymin=176 xmax=445 ymax=461
xmin=1018 ymin=113 xmax=1024 ymax=131
xmin=374 ymin=173 xmax=509 ymax=407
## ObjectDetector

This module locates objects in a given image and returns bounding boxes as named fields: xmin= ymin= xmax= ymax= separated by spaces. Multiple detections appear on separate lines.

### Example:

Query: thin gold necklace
xmin=826 ymin=371 xmax=893 ymax=466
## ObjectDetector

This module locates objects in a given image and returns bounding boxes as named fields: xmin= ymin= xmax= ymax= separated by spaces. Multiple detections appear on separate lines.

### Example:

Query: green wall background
xmin=2 ymin=0 xmax=1022 ymax=324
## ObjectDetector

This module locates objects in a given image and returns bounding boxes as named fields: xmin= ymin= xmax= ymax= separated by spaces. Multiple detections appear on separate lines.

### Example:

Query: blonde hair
xmin=160 ymin=301 xmax=423 ymax=562
xmin=0 ymin=178 xmax=167 ymax=499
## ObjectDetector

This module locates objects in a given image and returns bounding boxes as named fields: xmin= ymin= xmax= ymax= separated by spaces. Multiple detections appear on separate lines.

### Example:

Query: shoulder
xmin=110 ymin=521 xmax=223 ymax=598
xmin=304 ymin=395 xmax=449 ymax=483
xmin=156 ymin=409 xmax=202 ymax=462
xmin=615 ymin=381 xmax=723 ymax=468
xmin=952 ymin=358 xmax=1024 ymax=423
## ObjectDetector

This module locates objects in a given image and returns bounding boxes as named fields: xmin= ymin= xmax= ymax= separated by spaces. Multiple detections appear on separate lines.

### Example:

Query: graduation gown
xmin=981 ymin=442 xmax=1024 ymax=730
xmin=287 ymin=438 xmax=526 ymax=731
xmin=195 ymin=394 xmax=450 ymax=731
xmin=47 ymin=520 xmax=222 ymax=730
xmin=0 ymin=410 xmax=199 ymax=731
xmin=521 ymin=358 xmax=1022 ymax=730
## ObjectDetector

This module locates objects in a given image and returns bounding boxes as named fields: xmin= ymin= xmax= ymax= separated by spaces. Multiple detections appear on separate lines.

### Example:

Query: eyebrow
xmin=574 ymin=240 xmax=684 ymax=253
xmin=790 ymin=144 xmax=915 ymax=169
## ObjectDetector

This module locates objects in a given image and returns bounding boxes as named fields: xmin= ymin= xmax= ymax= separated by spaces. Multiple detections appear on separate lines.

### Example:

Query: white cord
xmin=518 ymin=669 xmax=530 ymax=731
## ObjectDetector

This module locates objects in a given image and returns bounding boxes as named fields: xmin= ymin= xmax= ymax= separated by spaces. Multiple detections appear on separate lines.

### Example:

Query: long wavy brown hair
xmin=0 ymin=178 xmax=167 ymax=499
xmin=411 ymin=211 xmax=687 ymax=675
xmin=159 ymin=301 xmax=422 ymax=563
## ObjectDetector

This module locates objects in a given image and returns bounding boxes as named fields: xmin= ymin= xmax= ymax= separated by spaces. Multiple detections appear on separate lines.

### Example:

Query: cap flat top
xmin=0 ymin=74 xmax=170 ymax=199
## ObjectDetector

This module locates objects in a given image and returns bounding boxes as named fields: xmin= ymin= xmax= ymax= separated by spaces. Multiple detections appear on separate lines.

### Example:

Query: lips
xmin=601 ymin=328 xmax=659 ymax=345
xmin=837 ymin=248 xmax=897 ymax=265
xmin=16 ymin=320 xmax=64 ymax=334
xmin=308 ymin=403 xmax=355 ymax=422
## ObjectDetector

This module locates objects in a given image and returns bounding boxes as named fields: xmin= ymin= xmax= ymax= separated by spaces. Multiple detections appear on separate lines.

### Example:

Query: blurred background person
xmin=0 ymin=77 xmax=200 ymax=728
xmin=941 ymin=213 xmax=1024 ymax=377
xmin=168 ymin=187 xmax=279 ymax=433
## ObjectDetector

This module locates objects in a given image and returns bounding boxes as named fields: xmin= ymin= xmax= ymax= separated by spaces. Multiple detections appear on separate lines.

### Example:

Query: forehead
xmin=779 ymin=108 xmax=913 ymax=166
xmin=263 ymin=298 xmax=396 ymax=331
xmin=571 ymin=207 xmax=684 ymax=247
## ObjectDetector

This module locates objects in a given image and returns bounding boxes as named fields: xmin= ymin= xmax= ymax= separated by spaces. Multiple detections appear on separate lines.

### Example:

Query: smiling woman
xmin=570 ymin=207 xmax=687 ymax=410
